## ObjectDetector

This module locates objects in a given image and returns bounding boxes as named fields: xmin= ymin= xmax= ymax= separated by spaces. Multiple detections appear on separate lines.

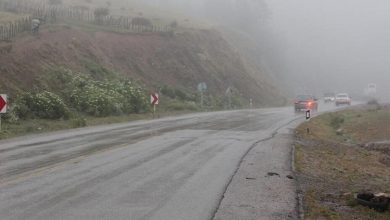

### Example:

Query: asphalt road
xmin=0 ymin=103 xmax=341 ymax=220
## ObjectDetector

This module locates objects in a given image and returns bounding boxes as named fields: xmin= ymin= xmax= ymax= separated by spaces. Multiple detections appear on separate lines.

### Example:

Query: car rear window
xmin=296 ymin=95 xmax=312 ymax=101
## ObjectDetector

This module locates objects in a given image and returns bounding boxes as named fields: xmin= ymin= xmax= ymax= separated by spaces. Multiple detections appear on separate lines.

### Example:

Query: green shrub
xmin=14 ymin=91 xmax=70 ymax=119
xmin=0 ymin=130 xmax=10 ymax=139
xmin=161 ymin=85 xmax=194 ymax=101
xmin=94 ymin=7 xmax=109 ymax=24
xmin=174 ymin=88 xmax=189 ymax=101
xmin=114 ymin=81 xmax=148 ymax=113
xmin=161 ymin=85 xmax=176 ymax=99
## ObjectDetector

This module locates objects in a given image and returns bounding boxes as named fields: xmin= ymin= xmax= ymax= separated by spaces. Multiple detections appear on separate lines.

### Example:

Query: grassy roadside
xmin=295 ymin=105 xmax=390 ymax=220
xmin=0 ymin=109 xmax=196 ymax=140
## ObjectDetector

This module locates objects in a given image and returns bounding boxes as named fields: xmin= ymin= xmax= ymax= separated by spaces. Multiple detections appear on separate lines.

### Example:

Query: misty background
xmin=266 ymin=0 xmax=390 ymax=102
xmin=133 ymin=0 xmax=390 ymax=101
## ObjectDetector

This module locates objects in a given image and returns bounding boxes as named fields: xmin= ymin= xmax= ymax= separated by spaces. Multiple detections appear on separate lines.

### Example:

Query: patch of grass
xmin=330 ymin=115 xmax=344 ymax=129
xmin=0 ymin=114 xmax=149 ymax=140
xmin=0 ymin=108 xmax=202 ymax=140
xmin=0 ymin=119 xmax=71 ymax=139
xmin=161 ymin=99 xmax=199 ymax=112
xmin=346 ymin=194 xmax=359 ymax=207
xmin=297 ymin=106 xmax=390 ymax=144
xmin=81 ymin=59 xmax=119 ymax=80
xmin=71 ymin=117 xmax=87 ymax=128
xmin=294 ymin=144 xmax=303 ymax=172
xmin=304 ymin=190 xmax=342 ymax=220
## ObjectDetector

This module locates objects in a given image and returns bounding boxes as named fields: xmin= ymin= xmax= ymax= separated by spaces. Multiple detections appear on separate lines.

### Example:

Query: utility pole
xmin=200 ymin=90 xmax=204 ymax=109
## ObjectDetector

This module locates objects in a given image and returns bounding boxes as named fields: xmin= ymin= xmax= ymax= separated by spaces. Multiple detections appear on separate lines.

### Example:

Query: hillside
xmin=0 ymin=24 xmax=285 ymax=107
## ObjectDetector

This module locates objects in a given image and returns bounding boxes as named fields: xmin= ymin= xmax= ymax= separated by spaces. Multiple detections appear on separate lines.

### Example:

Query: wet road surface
xmin=0 ymin=105 xmax=339 ymax=220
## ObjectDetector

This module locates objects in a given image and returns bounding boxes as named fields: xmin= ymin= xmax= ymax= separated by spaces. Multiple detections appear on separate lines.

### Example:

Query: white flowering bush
xmin=12 ymin=68 xmax=149 ymax=119
xmin=69 ymin=75 xmax=148 ymax=117
xmin=70 ymin=84 xmax=121 ymax=117
xmin=114 ymin=80 xmax=149 ymax=114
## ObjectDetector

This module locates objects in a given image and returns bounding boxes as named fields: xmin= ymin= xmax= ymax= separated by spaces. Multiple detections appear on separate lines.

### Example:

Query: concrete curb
xmin=292 ymin=144 xmax=305 ymax=220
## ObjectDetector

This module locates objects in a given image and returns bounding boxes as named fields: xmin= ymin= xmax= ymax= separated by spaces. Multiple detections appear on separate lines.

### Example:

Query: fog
xmin=265 ymin=0 xmax=390 ymax=101
xmin=133 ymin=0 xmax=267 ymax=30
xmin=130 ymin=0 xmax=390 ymax=101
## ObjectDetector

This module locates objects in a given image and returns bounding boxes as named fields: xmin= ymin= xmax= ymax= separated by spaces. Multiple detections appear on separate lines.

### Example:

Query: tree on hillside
xmin=170 ymin=20 xmax=178 ymax=29
xmin=72 ymin=5 xmax=89 ymax=12
xmin=48 ymin=0 xmax=62 ymax=5
xmin=203 ymin=0 xmax=267 ymax=33
xmin=94 ymin=7 xmax=109 ymax=24
xmin=131 ymin=17 xmax=152 ymax=27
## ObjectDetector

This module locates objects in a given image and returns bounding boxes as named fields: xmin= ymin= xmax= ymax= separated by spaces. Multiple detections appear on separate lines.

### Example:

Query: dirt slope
xmin=0 ymin=25 xmax=285 ymax=106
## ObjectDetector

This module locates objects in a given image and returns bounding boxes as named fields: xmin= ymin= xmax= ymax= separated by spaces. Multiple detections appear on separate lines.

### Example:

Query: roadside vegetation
xmin=0 ymin=63 xmax=247 ymax=140
xmin=295 ymin=105 xmax=390 ymax=219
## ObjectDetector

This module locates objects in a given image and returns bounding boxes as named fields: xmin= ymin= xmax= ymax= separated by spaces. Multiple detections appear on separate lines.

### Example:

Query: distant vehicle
xmin=335 ymin=93 xmax=351 ymax=106
xmin=294 ymin=95 xmax=318 ymax=112
xmin=323 ymin=92 xmax=335 ymax=103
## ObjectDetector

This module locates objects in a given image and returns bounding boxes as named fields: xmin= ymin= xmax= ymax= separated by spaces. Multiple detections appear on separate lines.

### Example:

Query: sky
xmin=264 ymin=0 xmax=390 ymax=100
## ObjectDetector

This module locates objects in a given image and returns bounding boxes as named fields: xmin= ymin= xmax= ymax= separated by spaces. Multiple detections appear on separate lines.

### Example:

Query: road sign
xmin=306 ymin=110 xmax=311 ymax=120
xmin=0 ymin=94 xmax=7 ymax=114
xmin=197 ymin=82 xmax=207 ymax=92
xmin=197 ymin=83 xmax=207 ymax=109
xmin=151 ymin=93 xmax=159 ymax=105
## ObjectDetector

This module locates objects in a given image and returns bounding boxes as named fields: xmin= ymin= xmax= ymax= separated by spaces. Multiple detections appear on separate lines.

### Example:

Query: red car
xmin=294 ymin=95 xmax=318 ymax=112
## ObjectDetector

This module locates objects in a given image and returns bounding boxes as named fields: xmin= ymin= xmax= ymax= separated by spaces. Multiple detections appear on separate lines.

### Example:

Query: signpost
xmin=306 ymin=110 xmax=311 ymax=120
xmin=151 ymin=93 xmax=159 ymax=118
xmin=197 ymin=82 xmax=207 ymax=109
xmin=306 ymin=110 xmax=311 ymax=134
xmin=225 ymin=87 xmax=233 ymax=109
xmin=0 ymin=94 xmax=8 ymax=131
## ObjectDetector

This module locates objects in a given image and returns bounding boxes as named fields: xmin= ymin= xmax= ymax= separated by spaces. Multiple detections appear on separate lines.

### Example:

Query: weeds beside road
xmin=0 ymin=110 xmax=195 ymax=140
xmin=295 ymin=105 xmax=390 ymax=219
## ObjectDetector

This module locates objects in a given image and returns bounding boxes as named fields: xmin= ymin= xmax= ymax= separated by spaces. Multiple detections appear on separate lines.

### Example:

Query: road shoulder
xmin=214 ymin=121 xmax=301 ymax=220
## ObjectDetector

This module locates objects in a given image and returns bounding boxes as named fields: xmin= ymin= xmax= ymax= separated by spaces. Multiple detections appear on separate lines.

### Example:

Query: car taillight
xmin=307 ymin=102 xmax=312 ymax=106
